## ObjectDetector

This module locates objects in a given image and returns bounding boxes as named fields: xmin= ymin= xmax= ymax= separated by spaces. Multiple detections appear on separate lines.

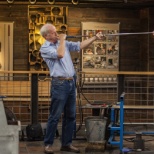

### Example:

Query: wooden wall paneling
xmin=139 ymin=8 xmax=149 ymax=71
xmin=0 ymin=5 xmax=29 ymax=71
xmin=0 ymin=5 xmax=145 ymax=72
xmin=0 ymin=4 xmax=154 ymax=124
xmin=149 ymin=8 xmax=154 ymax=71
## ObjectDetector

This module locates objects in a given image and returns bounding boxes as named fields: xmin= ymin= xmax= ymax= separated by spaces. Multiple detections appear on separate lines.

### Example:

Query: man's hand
xmin=58 ymin=34 xmax=66 ymax=41
xmin=95 ymin=32 xmax=103 ymax=40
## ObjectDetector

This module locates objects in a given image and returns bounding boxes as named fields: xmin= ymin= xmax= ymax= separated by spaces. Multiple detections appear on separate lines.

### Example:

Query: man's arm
xmin=80 ymin=32 xmax=103 ymax=49
xmin=57 ymin=34 xmax=66 ymax=58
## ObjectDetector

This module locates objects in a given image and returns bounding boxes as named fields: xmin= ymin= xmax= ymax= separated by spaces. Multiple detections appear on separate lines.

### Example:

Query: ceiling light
xmin=29 ymin=0 xmax=36 ymax=4
xmin=48 ymin=0 xmax=55 ymax=4
xmin=7 ymin=0 xmax=14 ymax=4
xmin=72 ymin=0 xmax=79 ymax=5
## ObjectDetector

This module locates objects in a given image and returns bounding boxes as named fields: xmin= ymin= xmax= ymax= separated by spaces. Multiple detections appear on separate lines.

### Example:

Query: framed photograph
xmin=83 ymin=44 xmax=94 ymax=55
xmin=107 ymin=43 xmax=119 ymax=55
xmin=107 ymin=30 xmax=119 ymax=42
xmin=95 ymin=56 xmax=107 ymax=69
xmin=107 ymin=57 xmax=118 ymax=69
xmin=83 ymin=56 xmax=95 ymax=68
xmin=94 ymin=42 xmax=106 ymax=55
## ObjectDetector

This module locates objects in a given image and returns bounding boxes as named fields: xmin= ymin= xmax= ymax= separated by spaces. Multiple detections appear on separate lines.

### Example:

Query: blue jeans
xmin=44 ymin=78 xmax=76 ymax=146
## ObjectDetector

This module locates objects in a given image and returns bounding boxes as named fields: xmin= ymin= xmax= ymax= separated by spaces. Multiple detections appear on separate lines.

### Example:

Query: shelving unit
xmin=28 ymin=5 xmax=68 ymax=71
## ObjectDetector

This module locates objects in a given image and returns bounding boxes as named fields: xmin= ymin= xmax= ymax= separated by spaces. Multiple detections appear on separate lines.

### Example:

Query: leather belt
xmin=52 ymin=77 xmax=74 ymax=81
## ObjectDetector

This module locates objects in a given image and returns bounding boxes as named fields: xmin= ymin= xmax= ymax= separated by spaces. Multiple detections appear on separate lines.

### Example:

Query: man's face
xmin=45 ymin=26 xmax=58 ymax=43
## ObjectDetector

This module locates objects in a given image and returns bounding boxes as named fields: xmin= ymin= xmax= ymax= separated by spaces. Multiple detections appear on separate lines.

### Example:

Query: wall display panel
xmin=81 ymin=22 xmax=119 ymax=86
xmin=28 ymin=6 xmax=68 ymax=71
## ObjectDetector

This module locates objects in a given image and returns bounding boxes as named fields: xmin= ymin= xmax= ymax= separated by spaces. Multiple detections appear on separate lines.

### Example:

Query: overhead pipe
xmin=6 ymin=0 xmax=14 ymax=4
xmin=48 ymin=0 xmax=55 ymax=5
xmin=29 ymin=0 xmax=36 ymax=4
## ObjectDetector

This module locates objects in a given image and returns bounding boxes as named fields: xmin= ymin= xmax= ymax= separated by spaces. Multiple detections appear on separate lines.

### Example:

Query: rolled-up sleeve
xmin=40 ymin=41 xmax=58 ymax=59
xmin=67 ymin=41 xmax=80 ymax=52
xmin=40 ymin=46 xmax=58 ymax=59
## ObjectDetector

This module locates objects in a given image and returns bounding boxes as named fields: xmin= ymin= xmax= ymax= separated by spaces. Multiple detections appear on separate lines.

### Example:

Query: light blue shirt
xmin=40 ymin=40 xmax=80 ymax=77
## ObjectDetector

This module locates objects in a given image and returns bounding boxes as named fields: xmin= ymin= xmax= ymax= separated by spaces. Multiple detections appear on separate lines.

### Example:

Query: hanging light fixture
xmin=72 ymin=0 xmax=79 ymax=5
xmin=48 ymin=0 xmax=55 ymax=5
xmin=29 ymin=0 xmax=36 ymax=4
xmin=7 ymin=0 xmax=14 ymax=4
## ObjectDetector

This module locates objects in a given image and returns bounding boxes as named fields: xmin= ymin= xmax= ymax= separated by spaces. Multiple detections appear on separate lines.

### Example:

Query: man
xmin=40 ymin=23 xmax=103 ymax=154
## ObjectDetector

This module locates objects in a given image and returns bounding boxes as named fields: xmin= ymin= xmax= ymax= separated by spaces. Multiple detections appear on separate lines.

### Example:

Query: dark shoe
xmin=44 ymin=145 xmax=54 ymax=154
xmin=60 ymin=145 xmax=80 ymax=153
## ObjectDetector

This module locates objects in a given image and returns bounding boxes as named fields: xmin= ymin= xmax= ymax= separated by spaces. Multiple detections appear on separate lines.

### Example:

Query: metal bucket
xmin=85 ymin=116 xmax=107 ymax=142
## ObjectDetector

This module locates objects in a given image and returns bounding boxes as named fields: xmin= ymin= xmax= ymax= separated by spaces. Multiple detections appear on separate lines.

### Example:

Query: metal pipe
xmin=124 ymin=123 xmax=154 ymax=125
xmin=66 ymin=35 xmax=86 ymax=38
xmin=106 ymin=31 xmax=154 ymax=36
xmin=66 ymin=31 xmax=154 ymax=38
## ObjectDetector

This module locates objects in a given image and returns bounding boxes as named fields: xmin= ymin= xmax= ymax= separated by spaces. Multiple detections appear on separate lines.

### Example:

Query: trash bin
xmin=85 ymin=116 xmax=107 ymax=142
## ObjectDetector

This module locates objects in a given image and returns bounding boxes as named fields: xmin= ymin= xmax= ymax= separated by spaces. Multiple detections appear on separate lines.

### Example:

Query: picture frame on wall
xmin=81 ymin=22 xmax=119 ymax=71
xmin=81 ymin=22 xmax=120 ymax=85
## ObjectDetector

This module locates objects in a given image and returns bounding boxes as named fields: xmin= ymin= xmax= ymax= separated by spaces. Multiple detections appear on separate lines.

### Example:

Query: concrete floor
xmin=19 ymin=122 xmax=154 ymax=154
xmin=19 ymin=135 xmax=154 ymax=154
xmin=19 ymin=123 xmax=154 ymax=154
